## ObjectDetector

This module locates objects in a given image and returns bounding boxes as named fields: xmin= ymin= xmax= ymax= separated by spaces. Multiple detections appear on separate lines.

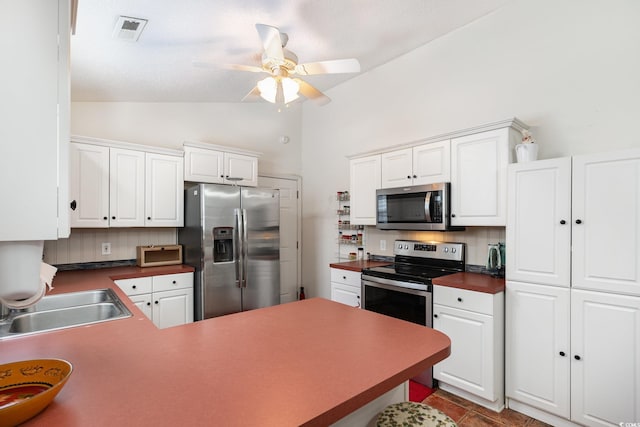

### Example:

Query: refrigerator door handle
xmin=242 ymin=208 xmax=248 ymax=288
xmin=233 ymin=208 xmax=243 ymax=288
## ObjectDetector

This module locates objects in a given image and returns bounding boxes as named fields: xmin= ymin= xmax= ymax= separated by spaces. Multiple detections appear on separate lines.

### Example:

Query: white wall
xmin=71 ymin=102 xmax=302 ymax=176
xmin=301 ymin=0 xmax=640 ymax=298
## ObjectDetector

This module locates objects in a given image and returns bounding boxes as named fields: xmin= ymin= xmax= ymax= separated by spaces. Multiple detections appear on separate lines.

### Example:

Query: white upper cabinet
xmin=70 ymin=139 xmax=184 ymax=228
xmin=110 ymin=148 xmax=145 ymax=227
xmin=183 ymin=143 xmax=259 ymax=187
xmin=224 ymin=152 xmax=258 ymax=186
xmin=183 ymin=145 xmax=224 ymax=183
xmin=145 ymin=153 xmax=184 ymax=227
xmin=572 ymin=149 xmax=640 ymax=296
xmin=413 ymin=140 xmax=451 ymax=185
xmin=381 ymin=148 xmax=413 ymax=188
xmin=506 ymin=158 xmax=572 ymax=286
xmin=70 ymin=143 xmax=110 ymax=228
xmin=451 ymin=128 xmax=519 ymax=226
xmin=350 ymin=154 xmax=381 ymax=225
xmin=1 ymin=0 xmax=70 ymax=240
xmin=380 ymin=141 xmax=450 ymax=189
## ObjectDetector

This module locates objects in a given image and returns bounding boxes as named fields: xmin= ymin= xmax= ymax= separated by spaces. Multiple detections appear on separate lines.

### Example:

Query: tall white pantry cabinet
xmin=505 ymin=151 xmax=640 ymax=427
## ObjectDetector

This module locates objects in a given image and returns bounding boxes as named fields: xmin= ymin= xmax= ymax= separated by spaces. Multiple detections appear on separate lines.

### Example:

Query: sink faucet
xmin=0 ymin=301 xmax=9 ymax=321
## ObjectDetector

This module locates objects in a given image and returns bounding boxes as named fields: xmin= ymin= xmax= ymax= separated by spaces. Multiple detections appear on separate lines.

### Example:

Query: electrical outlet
xmin=380 ymin=239 xmax=387 ymax=251
xmin=101 ymin=242 xmax=111 ymax=255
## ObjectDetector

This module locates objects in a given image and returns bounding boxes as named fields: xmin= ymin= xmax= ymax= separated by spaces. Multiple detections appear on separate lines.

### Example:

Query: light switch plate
xmin=101 ymin=242 xmax=111 ymax=255
xmin=380 ymin=239 xmax=386 ymax=251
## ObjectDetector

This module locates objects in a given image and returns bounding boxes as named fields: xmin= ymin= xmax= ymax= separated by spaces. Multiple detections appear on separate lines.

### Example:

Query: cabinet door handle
xmin=560 ymin=220 xmax=566 ymax=225
xmin=103 ymin=216 xmax=108 ymax=220
xmin=132 ymin=285 xmax=137 ymax=289
xmin=407 ymin=175 xmax=411 ymax=179
xmin=147 ymin=217 xmax=151 ymax=220
xmin=434 ymin=314 xmax=438 ymax=318
xmin=343 ymin=276 xmax=346 ymax=280
xmin=413 ymin=175 xmax=417 ymax=179
xmin=154 ymin=301 xmax=159 ymax=305
xmin=559 ymin=351 xmax=566 ymax=356
xmin=172 ymin=280 xmax=177 ymax=284
xmin=146 ymin=302 xmax=151 ymax=306
xmin=70 ymin=200 xmax=77 ymax=211
xmin=457 ymin=297 xmax=463 ymax=302
xmin=574 ymin=355 xmax=581 ymax=360
xmin=112 ymin=216 xmax=116 ymax=220
xmin=451 ymin=214 xmax=456 ymax=218
xmin=575 ymin=219 xmax=582 ymax=224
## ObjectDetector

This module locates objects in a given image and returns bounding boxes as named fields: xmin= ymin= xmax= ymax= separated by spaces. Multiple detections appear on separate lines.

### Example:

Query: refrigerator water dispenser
xmin=213 ymin=227 xmax=234 ymax=263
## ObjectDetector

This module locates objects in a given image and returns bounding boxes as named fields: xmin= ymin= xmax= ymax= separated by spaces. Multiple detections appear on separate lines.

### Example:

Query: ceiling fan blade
xmin=255 ymin=23 xmax=284 ymax=61
xmin=294 ymin=58 xmax=360 ymax=76
xmin=294 ymin=78 xmax=331 ymax=105
xmin=242 ymin=86 xmax=262 ymax=102
xmin=223 ymin=64 xmax=265 ymax=73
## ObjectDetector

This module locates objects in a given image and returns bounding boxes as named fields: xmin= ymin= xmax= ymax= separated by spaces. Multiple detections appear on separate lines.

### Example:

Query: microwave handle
xmin=424 ymin=192 xmax=432 ymax=222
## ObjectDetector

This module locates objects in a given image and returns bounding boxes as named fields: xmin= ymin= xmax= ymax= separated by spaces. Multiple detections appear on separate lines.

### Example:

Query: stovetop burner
xmin=362 ymin=240 xmax=465 ymax=287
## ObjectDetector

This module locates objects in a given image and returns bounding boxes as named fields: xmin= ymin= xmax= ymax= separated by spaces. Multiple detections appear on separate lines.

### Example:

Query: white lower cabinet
xmin=433 ymin=286 xmax=504 ymax=411
xmin=115 ymin=272 xmax=194 ymax=329
xmin=506 ymin=281 xmax=570 ymax=418
xmin=506 ymin=281 xmax=640 ymax=426
xmin=330 ymin=268 xmax=361 ymax=308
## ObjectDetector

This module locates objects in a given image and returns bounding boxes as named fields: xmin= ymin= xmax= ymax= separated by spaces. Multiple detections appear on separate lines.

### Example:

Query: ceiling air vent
xmin=112 ymin=16 xmax=147 ymax=42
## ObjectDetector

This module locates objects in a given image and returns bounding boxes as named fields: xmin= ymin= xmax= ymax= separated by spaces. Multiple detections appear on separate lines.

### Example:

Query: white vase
xmin=515 ymin=143 xmax=539 ymax=163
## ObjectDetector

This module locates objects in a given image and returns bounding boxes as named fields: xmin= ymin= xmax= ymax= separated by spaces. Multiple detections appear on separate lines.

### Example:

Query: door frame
xmin=258 ymin=173 xmax=302 ymax=300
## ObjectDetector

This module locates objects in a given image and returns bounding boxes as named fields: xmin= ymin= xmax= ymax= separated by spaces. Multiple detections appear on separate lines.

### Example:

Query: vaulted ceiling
xmin=71 ymin=0 xmax=511 ymax=103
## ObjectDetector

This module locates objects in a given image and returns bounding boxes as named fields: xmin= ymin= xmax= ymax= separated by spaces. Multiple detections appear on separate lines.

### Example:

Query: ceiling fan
xmin=195 ymin=24 xmax=360 ymax=106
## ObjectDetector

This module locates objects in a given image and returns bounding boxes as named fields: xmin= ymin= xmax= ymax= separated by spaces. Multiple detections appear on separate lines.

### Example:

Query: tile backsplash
xmin=44 ymin=228 xmax=178 ymax=265
xmin=364 ymin=226 xmax=505 ymax=267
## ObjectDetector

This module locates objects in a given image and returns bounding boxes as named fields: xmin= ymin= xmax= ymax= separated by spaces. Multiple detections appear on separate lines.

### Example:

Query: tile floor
xmin=423 ymin=389 xmax=551 ymax=426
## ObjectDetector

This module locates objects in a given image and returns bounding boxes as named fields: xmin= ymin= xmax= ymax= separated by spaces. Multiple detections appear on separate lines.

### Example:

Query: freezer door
xmin=241 ymin=187 xmax=280 ymax=311
xmin=201 ymin=184 xmax=243 ymax=318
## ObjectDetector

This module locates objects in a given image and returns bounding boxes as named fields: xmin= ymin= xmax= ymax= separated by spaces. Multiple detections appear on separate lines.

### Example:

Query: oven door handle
xmin=424 ymin=192 xmax=432 ymax=222
xmin=361 ymin=277 xmax=430 ymax=293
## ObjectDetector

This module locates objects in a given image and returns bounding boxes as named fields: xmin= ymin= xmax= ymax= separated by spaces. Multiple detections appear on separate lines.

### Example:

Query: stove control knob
xmin=397 ymin=243 xmax=402 ymax=249
xmin=452 ymin=248 xmax=457 ymax=253
xmin=444 ymin=247 xmax=449 ymax=253
xmin=404 ymin=244 xmax=409 ymax=250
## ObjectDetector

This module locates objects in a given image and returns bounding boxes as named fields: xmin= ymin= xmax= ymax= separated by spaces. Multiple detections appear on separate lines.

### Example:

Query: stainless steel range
xmin=361 ymin=240 xmax=465 ymax=387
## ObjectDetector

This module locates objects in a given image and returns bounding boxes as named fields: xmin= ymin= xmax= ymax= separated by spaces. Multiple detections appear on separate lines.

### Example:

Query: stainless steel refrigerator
xmin=178 ymin=183 xmax=280 ymax=320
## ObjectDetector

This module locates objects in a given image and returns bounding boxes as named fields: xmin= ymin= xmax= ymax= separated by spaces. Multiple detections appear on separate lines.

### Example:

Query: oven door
xmin=361 ymin=277 xmax=432 ymax=327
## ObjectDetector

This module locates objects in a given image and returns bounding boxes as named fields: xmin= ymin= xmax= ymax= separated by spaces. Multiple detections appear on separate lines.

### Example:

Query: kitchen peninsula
xmin=0 ymin=267 xmax=451 ymax=426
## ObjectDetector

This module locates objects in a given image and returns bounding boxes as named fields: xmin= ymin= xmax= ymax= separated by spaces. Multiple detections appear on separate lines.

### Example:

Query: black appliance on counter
xmin=361 ymin=240 xmax=465 ymax=387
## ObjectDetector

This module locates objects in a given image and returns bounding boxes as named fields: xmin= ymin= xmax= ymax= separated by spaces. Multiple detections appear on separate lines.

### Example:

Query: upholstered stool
xmin=375 ymin=401 xmax=457 ymax=427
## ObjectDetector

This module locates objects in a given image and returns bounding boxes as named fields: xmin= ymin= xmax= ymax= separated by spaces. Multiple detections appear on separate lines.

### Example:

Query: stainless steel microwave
xmin=376 ymin=183 xmax=462 ymax=231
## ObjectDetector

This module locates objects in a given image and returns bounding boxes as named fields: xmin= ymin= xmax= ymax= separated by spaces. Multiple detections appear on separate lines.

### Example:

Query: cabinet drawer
xmin=152 ymin=272 xmax=193 ymax=292
xmin=433 ymin=285 xmax=494 ymax=315
xmin=114 ymin=277 xmax=152 ymax=296
xmin=330 ymin=268 xmax=361 ymax=287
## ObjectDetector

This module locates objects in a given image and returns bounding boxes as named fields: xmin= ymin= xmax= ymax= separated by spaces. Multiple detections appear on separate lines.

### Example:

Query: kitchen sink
xmin=0 ymin=289 xmax=132 ymax=339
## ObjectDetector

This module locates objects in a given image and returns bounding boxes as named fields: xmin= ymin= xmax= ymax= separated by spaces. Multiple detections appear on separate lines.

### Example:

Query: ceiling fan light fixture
xmin=257 ymin=76 xmax=299 ymax=104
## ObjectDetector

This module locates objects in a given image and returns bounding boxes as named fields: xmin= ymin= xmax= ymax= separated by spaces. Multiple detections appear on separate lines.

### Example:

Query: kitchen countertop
xmin=432 ymin=272 xmax=505 ymax=294
xmin=329 ymin=260 xmax=392 ymax=272
xmin=0 ymin=266 xmax=450 ymax=426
